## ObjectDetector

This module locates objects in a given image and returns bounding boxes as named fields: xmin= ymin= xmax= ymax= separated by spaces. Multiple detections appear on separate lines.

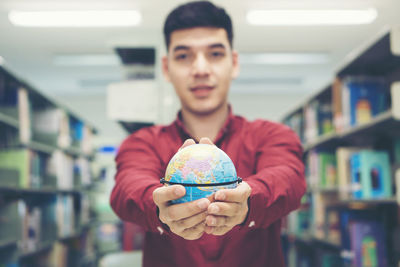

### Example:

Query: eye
xmin=175 ymin=53 xmax=188 ymax=60
xmin=209 ymin=51 xmax=225 ymax=59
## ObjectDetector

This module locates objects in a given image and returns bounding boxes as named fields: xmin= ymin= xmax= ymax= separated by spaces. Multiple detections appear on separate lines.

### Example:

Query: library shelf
xmin=309 ymin=186 xmax=339 ymax=194
xmin=280 ymin=83 xmax=332 ymax=123
xmin=0 ymin=239 xmax=17 ymax=250
xmin=0 ymin=112 xmax=19 ymax=129
xmin=0 ymin=186 xmax=82 ymax=196
xmin=59 ymin=231 xmax=85 ymax=242
xmin=336 ymin=26 xmax=400 ymax=77
xmin=21 ymin=141 xmax=55 ymax=154
xmin=16 ymin=140 xmax=95 ymax=159
xmin=18 ymin=229 xmax=90 ymax=260
xmin=303 ymin=110 xmax=397 ymax=152
xmin=312 ymin=237 xmax=342 ymax=251
xmin=18 ymin=240 xmax=54 ymax=259
xmin=281 ymin=26 xmax=400 ymax=267
xmin=328 ymin=197 xmax=398 ymax=208
xmin=281 ymin=232 xmax=342 ymax=251
xmin=78 ymin=254 xmax=96 ymax=266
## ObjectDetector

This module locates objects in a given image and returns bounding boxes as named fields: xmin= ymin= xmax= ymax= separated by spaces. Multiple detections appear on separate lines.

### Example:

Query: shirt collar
xmin=174 ymin=104 xmax=235 ymax=143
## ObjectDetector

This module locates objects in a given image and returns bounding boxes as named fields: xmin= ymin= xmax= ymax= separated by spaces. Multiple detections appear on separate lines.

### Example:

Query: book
xmin=343 ymin=77 xmax=388 ymax=127
xmin=47 ymin=150 xmax=74 ymax=190
xmin=319 ymin=152 xmax=337 ymax=188
xmin=0 ymin=74 xmax=19 ymax=120
xmin=0 ymin=126 xmax=19 ymax=148
xmin=0 ymin=200 xmax=24 ymax=243
xmin=336 ymin=147 xmax=362 ymax=200
xmin=31 ymin=107 xmax=67 ymax=147
xmin=47 ymin=242 xmax=68 ymax=267
xmin=304 ymin=100 xmax=319 ymax=143
xmin=349 ymin=221 xmax=388 ymax=267
xmin=18 ymin=88 xmax=31 ymax=144
xmin=320 ymin=253 xmax=342 ymax=267
xmin=306 ymin=150 xmax=319 ymax=189
xmin=317 ymin=102 xmax=334 ymax=136
xmin=350 ymin=150 xmax=392 ymax=199
xmin=56 ymin=195 xmax=74 ymax=238
xmin=332 ymin=77 xmax=344 ymax=133
xmin=396 ymin=168 xmax=400 ymax=205
xmin=324 ymin=208 xmax=341 ymax=245
xmin=339 ymin=210 xmax=380 ymax=251
xmin=0 ymin=149 xmax=30 ymax=188
xmin=391 ymin=82 xmax=400 ymax=120
xmin=69 ymin=117 xmax=84 ymax=148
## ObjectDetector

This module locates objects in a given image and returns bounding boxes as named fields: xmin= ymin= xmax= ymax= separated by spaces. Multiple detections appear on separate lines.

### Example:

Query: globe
xmin=163 ymin=144 xmax=239 ymax=204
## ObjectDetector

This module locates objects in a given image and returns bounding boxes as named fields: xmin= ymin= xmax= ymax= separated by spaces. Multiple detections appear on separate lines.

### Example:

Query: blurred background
xmin=1 ymin=0 xmax=400 ymax=266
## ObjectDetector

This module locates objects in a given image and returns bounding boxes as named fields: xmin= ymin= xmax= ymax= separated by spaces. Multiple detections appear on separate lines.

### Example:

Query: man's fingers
xmin=209 ymin=226 xmax=231 ymax=236
xmin=153 ymin=185 xmax=185 ymax=206
xmin=207 ymin=202 xmax=241 ymax=217
xmin=205 ymin=214 xmax=233 ymax=227
xmin=199 ymin=137 xmax=214 ymax=145
xmin=214 ymin=181 xmax=251 ymax=203
xmin=181 ymin=221 xmax=206 ymax=240
xmin=173 ymin=211 xmax=208 ymax=230
xmin=167 ymin=198 xmax=210 ymax=221
xmin=179 ymin=139 xmax=196 ymax=151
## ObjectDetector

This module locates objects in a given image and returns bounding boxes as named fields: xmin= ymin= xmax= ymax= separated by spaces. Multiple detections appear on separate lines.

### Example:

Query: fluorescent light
xmin=247 ymin=8 xmax=377 ymax=26
xmin=54 ymin=54 xmax=120 ymax=66
xmin=8 ymin=10 xmax=141 ymax=27
xmin=240 ymin=53 xmax=330 ymax=65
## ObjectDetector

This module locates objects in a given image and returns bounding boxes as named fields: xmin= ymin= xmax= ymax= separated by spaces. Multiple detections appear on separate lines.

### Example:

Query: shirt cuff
xmin=143 ymin=191 xmax=173 ymax=236
xmin=239 ymin=180 xmax=269 ymax=229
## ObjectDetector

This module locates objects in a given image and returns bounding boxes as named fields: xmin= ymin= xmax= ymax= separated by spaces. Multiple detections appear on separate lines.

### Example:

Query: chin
xmin=188 ymin=102 xmax=224 ymax=116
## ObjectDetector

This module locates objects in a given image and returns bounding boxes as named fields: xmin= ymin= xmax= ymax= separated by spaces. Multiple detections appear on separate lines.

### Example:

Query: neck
xmin=181 ymin=104 xmax=229 ymax=142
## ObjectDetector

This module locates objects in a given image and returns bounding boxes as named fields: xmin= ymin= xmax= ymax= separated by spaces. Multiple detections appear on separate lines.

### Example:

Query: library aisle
xmin=1 ymin=1 xmax=400 ymax=267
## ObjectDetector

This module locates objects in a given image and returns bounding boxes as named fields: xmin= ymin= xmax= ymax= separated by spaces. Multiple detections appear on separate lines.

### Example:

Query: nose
xmin=191 ymin=53 xmax=211 ymax=77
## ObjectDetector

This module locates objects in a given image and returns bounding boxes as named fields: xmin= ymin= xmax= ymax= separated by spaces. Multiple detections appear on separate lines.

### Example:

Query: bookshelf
xmin=0 ymin=65 xmax=99 ymax=267
xmin=281 ymin=26 xmax=400 ymax=267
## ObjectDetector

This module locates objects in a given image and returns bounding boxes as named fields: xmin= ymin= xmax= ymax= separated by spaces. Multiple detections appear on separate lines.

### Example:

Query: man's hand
xmin=153 ymin=185 xmax=210 ymax=240
xmin=204 ymin=181 xmax=252 ymax=235
xmin=153 ymin=138 xmax=211 ymax=240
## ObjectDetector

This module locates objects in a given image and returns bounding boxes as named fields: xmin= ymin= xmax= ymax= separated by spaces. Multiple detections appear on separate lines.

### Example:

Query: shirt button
xmin=157 ymin=226 xmax=164 ymax=235
xmin=248 ymin=221 xmax=255 ymax=228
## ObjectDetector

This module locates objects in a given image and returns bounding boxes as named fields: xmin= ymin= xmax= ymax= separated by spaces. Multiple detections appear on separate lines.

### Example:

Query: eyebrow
xmin=172 ymin=43 xmax=227 ymax=53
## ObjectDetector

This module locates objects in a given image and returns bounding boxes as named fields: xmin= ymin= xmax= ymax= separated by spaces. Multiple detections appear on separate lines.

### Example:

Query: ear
xmin=231 ymin=50 xmax=240 ymax=79
xmin=162 ymin=55 xmax=171 ymax=82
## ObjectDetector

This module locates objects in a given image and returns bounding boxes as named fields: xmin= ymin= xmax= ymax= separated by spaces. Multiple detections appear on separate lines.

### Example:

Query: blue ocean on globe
xmin=164 ymin=144 xmax=238 ymax=203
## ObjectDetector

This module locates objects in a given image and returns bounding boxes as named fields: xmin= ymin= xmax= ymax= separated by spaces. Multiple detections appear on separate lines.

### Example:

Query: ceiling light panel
xmin=240 ymin=52 xmax=330 ymax=65
xmin=8 ymin=10 xmax=141 ymax=27
xmin=247 ymin=8 xmax=377 ymax=26
xmin=53 ymin=54 xmax=120 ymax=66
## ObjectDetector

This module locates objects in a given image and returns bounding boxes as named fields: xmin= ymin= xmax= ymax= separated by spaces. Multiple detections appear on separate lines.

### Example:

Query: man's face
xmin=162 ymin=27 xmax=239 ymax=115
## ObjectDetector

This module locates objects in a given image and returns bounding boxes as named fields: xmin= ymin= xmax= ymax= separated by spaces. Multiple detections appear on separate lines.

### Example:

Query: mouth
xmin=190 ymin=85 xmax=215 ymax=97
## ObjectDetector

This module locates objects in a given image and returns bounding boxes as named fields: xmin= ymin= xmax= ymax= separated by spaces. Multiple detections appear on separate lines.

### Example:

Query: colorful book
xmin=349 ymin=221 xmax=388 ymax=267
xmin=332 ymin=78 xmax=344 ymax=133
xmin=317 ymin=102 xmax=334 ymax=136
xmin=319 ymin=152 xmax=337 ymax=188
xmin=350 ymin=150 xmax=392 ymax=199
xmin=344 ymin=77 xmax=387 ymax=127
xmin=0 ymin=149 xmax=30 ymax=188
xmin=336 ymin=147 xmax=362 ymax=200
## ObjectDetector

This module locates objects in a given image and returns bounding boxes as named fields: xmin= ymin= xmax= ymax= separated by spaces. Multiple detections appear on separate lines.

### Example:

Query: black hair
xmin=163 ymin=1 xmax=233 ymax=50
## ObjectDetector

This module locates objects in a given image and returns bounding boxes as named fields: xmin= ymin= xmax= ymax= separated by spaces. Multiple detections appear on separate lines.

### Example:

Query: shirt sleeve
xmin=110 ymin=130 xmax=171 ymax=235
xmin=241 ymin=121 xmax=306 ymax=229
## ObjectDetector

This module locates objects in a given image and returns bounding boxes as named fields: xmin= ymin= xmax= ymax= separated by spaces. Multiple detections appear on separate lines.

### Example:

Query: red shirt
xmin=110 ymin=109 xmax=306 ymax=267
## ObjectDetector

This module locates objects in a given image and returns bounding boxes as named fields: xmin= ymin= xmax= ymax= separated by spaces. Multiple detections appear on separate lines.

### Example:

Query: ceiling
xmin=0 ymin=0 xmax=400 ymax=143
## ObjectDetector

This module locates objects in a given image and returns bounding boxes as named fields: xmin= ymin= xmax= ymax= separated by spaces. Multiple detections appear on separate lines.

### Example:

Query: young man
xmin=110 ymin=1 xmax=306 ymax=266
